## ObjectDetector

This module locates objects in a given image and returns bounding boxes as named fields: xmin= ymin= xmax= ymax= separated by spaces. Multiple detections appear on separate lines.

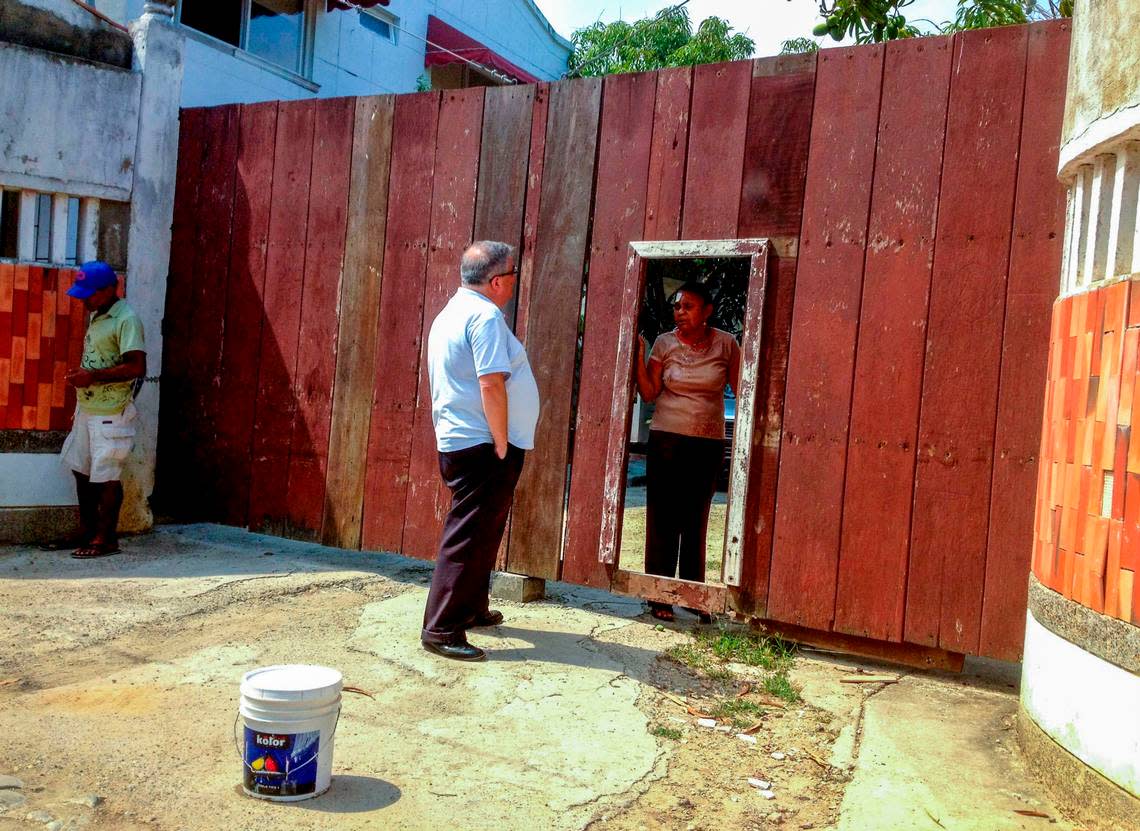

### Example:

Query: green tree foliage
xmin=810 ymin=0 xmax=1071 ymax=45
xmin=567 ymin=5 xmax=755 ymax=78
xmin=780 ymin=37 xmax=821 ymax=55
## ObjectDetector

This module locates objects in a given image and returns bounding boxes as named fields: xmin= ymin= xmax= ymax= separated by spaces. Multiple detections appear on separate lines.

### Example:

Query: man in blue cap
xmin=57 ymin=261 xmax=146 ymax=559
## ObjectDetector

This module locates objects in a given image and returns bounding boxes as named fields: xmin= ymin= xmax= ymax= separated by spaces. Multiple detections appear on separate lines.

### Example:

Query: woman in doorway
xmin=635 ymin=281 xmax=741 ymax=622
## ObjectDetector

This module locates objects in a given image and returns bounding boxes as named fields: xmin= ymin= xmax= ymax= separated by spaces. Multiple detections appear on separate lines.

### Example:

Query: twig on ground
xmin=924 ymin=808 xmax=946 ymax=828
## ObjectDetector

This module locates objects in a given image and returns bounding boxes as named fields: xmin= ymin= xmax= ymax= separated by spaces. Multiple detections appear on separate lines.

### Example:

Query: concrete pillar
xmin=119 ymin=7 xmax=183 ymax=533
xmin=17 ymin=190 xmax=37 ymax=261
xmin=49 ymin=193 xmax=69 ymax=264
xmin=1083 ymin=156 xmax=1113 ymax=283
xmin=78 ymin=198 xmax=99 ymax=263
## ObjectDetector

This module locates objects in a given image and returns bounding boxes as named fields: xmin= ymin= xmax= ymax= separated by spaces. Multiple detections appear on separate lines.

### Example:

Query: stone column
xmin=119 ymin=2 xmax=183 ymax=532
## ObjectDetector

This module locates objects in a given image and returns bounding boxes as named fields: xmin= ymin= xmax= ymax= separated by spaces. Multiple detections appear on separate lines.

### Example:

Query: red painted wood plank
xmin=322 ymin=95 xmax=395 ymax=550
xmin=214 ymin=102 xmax=277 ymax=527
xmin=402 ymin=88 xmax=485 ymax=561
xmin=472 ymin=84 xmax=533 ymax=245
xmin=285 ymin=96 xmax=355 ymax=538
xmin=767 ymin=44 xmax=885 ymax=632
xmin=247 ymin=100 xmax=317 ymax=533
xmin=643 ymin=66 xmax=691 ymax=242
xmin=360 ymin=92 xmax=441 ymax=552
xmin=185 ymin=105 xmax=240 ymax=521
xmin=737 ymin=53 xmax=817 ymax=238
xmin=512 ymin=82 xmax=549 ymax=346
xmin=155 ymin=108 xmax=208 ymax=509
xmin=905 ymin=25 xmax=1029 ymax=653
xmin=833 ymin=35 xmax=953 ymax=643
xmin=497 ymin=82 xmax=549 ymax=573
xmin=511 ymin=74 xmax=606 ymax=581
xmin=681 ymin=60 xmax=752 ymax=239
xmin=732 ymin=54 xmax=817 ymax=618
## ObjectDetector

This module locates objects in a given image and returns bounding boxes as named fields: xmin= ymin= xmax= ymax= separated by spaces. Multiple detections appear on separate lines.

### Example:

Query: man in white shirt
xmin=420 ymin=241 xmax=540 ymax=661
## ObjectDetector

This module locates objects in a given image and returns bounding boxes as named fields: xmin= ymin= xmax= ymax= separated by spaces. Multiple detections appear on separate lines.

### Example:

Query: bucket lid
xmin=241 ymin=665 xmax=343 ymax=701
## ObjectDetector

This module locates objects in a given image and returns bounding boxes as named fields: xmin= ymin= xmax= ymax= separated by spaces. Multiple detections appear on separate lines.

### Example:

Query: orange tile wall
xmin=0 ymin=263 xmax=86 ymax=431
xmin=1034 ymin=278 xmax=1140 ymax=625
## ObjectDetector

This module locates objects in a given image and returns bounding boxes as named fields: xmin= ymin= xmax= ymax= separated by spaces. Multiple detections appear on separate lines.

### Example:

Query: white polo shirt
xmin=427 ymin=287 xmax=540 ymax=453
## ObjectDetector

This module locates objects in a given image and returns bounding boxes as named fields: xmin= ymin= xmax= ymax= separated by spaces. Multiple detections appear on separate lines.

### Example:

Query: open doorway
xmin=596 ymin=239 xmax=770 ymax=617
xmin=620 ymin=255 xmax=751 ymax=591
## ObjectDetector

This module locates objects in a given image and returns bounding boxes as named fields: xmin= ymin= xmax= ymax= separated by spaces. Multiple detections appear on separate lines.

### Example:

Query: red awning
xmin=327 ymin=1 xmax=389 ymax=11
xmin=424 ymin=15 xmax=539 ymax=85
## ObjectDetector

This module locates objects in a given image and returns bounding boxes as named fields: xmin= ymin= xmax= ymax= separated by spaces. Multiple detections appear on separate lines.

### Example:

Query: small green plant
xmin=694 ymin=625 xmax=797 ymax=670
xmin=763 ymin=672 xmax=802 ymax=704
xmin=650 ymin=725 xmax=683 ymax=740
xmin=709 ymin=697 xmax=765 ymax=728
xmin=664 ymin=643 xmax=714 ymax=672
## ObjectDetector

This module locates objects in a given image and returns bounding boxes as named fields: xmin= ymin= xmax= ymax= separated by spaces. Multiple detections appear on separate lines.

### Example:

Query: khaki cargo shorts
xmin=60 ymin=402 xmax=138 ymax=483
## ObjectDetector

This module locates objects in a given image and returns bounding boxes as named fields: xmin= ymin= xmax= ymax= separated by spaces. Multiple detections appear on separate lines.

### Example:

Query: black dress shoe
xmin=465 ymin=609 xmax=504 ymax=628
xmin=422 ymin=640 xmax=486 ymax=661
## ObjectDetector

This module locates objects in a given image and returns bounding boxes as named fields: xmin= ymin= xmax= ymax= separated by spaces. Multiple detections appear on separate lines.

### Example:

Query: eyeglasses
xmin=492 ymin=268 xmax=518 ymax=281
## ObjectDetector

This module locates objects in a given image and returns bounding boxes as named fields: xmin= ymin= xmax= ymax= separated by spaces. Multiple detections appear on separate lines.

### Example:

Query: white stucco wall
xmin=0 ymin=43 xmax=140 ymax=200
xmin=1021 ymin=612 xmax=1140 ymax=798
xmin=0 ymin=455 xmax=77 ymax=507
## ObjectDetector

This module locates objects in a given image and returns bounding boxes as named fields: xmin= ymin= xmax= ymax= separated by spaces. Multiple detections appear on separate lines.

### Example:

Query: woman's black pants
xmin=644 ymin=429 xmax=722 ymax=583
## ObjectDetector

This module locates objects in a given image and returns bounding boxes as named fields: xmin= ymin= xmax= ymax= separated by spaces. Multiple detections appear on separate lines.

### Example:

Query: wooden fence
xmin=158 ymin=21 xmax=1070 ymax=662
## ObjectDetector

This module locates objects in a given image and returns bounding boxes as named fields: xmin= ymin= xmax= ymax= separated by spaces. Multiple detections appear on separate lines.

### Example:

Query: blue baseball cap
xmin=67 ymin=261 xmax=118 ymax=299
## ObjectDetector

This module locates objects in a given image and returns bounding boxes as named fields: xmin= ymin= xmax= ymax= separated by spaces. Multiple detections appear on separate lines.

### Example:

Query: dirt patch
xmin=583 ymin=621 xmax=847 ymax=831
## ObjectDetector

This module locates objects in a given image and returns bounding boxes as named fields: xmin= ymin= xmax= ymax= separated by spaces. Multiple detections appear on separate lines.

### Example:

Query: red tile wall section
xmin=0 ymin=263 xmax=86 ymax=431
xmin=1034 ymin=279 xmax=1140 ymax=625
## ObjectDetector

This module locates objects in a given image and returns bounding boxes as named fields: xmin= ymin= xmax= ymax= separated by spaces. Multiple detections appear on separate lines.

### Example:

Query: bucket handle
xmin=234 ymin=706 xmax=342 ymax=771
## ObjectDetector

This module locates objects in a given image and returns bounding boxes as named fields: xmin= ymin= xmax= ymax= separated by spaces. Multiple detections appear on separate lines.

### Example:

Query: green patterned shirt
xmin=78 ymin=299 xmax=145 ymax=415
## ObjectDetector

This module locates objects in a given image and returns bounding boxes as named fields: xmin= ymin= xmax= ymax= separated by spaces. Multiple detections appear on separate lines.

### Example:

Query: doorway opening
xmin=621 ymin=255 xmax=751 ymax=588
xmin=596 ymin=238 xmax=770 ymax=615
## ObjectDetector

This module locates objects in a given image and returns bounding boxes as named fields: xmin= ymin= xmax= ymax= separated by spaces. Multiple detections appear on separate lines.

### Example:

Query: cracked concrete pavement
xmin=0 ymin=524 xmax=1077 ymax=830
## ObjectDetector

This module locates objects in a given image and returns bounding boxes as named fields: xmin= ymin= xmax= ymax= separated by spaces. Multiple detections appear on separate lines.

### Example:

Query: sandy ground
xmin=0 ymin=525 xmax=1076 ymax=831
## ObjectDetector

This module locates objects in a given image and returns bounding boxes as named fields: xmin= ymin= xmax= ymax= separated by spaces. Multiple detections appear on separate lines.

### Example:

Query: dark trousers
xmin=645 ymin=429 xmax=722 ymax=583
xmin=421 ymin=442 xmax=526 ymax=645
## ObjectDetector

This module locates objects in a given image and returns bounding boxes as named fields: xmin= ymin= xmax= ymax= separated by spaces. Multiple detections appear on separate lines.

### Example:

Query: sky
xmin=535 ymin=0 xmax=962 ymax=58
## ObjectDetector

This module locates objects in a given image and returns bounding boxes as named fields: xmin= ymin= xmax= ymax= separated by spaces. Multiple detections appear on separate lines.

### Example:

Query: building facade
xmin=1023 ymin=0 xmax=1140 ymax=827
xmin=92 ymin=0 xmax=571 ymax=106
xmin=0 ymin=0 xmax=183 ymax=539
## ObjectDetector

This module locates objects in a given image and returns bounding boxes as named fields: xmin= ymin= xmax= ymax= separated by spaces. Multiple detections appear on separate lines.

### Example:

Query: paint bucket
xmin=238 ymin=664 xmax=342 ymax=802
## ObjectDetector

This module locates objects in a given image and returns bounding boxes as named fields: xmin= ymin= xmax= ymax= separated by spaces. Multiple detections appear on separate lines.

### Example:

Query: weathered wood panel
xmin=322 ymin=95 xmax=394 ymax=549
xmin=473 ymin=84 xmax=533 ymax=244
xmin=185 ymin=105 xmax=239 ymax=520
xmin=284 ymin=97 xmax=354 ymax=537
xmin=402 ymin=88 xmax=485 ymax=561
xmin=643 ymin=67 xmax=691 ymax=242
xmin=156 ymin=108 xmax=208 ymax=508
xmin=905 ymin=26 xmax=1028 ymax=653
xmin=767 ymin=45 xmax=885 ymax=632
xmin=731 ymin=53 xmax=817 ymax=617
xmin=832 ymin=35 xmax=952 ymax=642
xmin=981 ymin=20 xmax=1071 ymax=660
xmin=247 ymin=100 xmax=316 ymax=532
xmin=681 ymin=60 xmax=752 ymax=239
xmin=215 ymin=102 xmax=277 ymax=527
xmin=361 ymin=92 xmax=440 ymax=552
xmin=510 ymin=76 xmax=605 ymax=580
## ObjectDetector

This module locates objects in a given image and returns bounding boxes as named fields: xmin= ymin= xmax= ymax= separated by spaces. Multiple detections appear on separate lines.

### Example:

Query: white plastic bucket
xmin=238 ymin=665 xmax=342 ymax=802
